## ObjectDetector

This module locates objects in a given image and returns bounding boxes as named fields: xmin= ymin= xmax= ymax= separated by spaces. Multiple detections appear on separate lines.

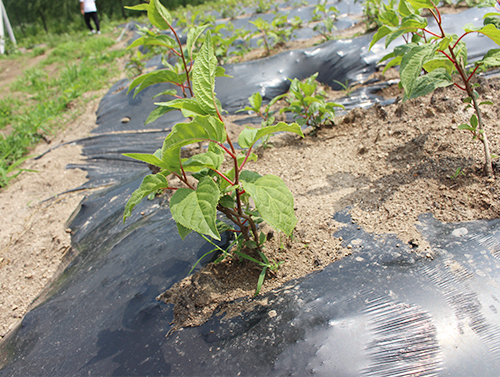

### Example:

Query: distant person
xmin=80 ymin=0 xmax=101 ymax=35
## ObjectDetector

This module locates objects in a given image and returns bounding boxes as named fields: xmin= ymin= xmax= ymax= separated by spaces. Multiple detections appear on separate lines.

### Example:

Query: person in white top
xmin=80 ymin=0 xmax=100 ymax=34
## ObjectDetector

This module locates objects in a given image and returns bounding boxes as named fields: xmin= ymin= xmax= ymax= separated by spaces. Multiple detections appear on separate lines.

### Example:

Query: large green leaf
xmin=407 ymin=0 xmax=436 ymax=9
xmin=124 ymin=4 xmax=149 ymax=11
xmin=379 ymin=9 xmax=400 ymax=27
xmin=127 ymin=35 xmax=176 ymax=50
xmin=182 ymin=152 xmax=224 ymax=172
xmin=406 ymin=68 xmax=453 ymax=99
xmin=399 ymin=14 xmax=427 ymax=31
xmin=170 ymin=176 xmax=221 ymax=240
xmin=423 ymin=56 xmax=455 ymax=75
xmin=149 ymin=0 xmax=172 ymax=30
xmin=186 ymin=25 xmax=209 ymax=59
xmin=398 ymin=0 xmax=415 ymax=17
xmin=161 ymin=115 xmax=226 ymax=173
xmin=238 ymin=122 xmax=303 ymax=149
xmin=123 ymin=173 xmax=170 ymax=222
xmin=123 ymin=152 xmax=170 ymax=170
xmin=241 ymin=174 xmax=297 ymax=236
xmin=192 ymin=31 xmax=218 ymax=114
xmin=145 ymin=106 xmax=174 ymax=124
xmin=128 ymin=70 xmax=183 ymax=97
xmin=480 ymin=48 xmax=500 ymax=68
xmin=400 ymin=43 xmax=437 ymax=98
xmin=464 ymin=23 xmax=500 ymax=46
xmin=155 ymin=98 xmax=207 ymax=117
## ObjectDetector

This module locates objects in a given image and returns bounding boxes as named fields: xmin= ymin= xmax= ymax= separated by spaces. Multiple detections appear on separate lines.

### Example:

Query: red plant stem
xmin=454 ymin=82 xmax=466 ymax=91
xmin=467 ymin=64 xmax=481 ymax=82
xmin=429 ymin=8 xmax=444 ymax=38
xmin=437 ymin=50 xmax=459 ymax=71
xmin=167 ymin=24 xmax=193 ymax=97
xmin=422 ymin=28 xmax=442 ymax=39
xmin=173 ymin=171 xmax=195 ymax=190
xmin=453 ymin=31 xmax=472 ymax=50
xmin=170 ymin=48 xmax=181 ymax=57
xmin=211 ymin=169 xmax=235 ymax=186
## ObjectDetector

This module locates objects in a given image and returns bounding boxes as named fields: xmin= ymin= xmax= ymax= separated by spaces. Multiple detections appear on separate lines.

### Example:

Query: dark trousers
xmin=84 ymin=12 xmax=100 ymax=32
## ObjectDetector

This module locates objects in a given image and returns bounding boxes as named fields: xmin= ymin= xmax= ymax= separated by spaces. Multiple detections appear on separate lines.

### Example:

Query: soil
xmin=2 ymin=19 xmax=500 ymax=339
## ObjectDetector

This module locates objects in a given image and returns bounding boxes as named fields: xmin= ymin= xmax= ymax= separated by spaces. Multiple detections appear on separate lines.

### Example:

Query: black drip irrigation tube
xmin=1 ymin=7 xmax=500 ymax=377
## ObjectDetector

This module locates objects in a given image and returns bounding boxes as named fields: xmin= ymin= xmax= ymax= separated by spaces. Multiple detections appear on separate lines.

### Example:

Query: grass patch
xmin=0 ymin=33 xmax=126 ymax=188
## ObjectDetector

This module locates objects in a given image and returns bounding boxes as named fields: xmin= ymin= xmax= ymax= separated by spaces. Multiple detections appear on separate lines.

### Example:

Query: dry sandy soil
xmin=1 ymin=20 xmax=500 ymax=338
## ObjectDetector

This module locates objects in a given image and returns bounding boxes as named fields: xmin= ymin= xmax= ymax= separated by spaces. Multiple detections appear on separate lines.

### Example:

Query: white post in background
xmin=0 ymin=0 xmax=16 ymax=55
xmin=0 ymin=0 xmax=4 ymax=54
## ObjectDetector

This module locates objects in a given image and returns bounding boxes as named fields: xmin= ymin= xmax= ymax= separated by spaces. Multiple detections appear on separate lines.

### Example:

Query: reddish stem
xmin=422 ymin=29 xmax=442 ymax=39
xmin=211 ymin=169 xmax=235 ymax=186
xmin=467 ymin=64 xmax=481 ymax=83
xmin=454 ymin=82 xmax=466 ymax=91
xmin=453 ymin=31 xmax=472 ymax=50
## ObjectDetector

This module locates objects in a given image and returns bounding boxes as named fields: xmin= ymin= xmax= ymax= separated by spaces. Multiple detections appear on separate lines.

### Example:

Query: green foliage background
xmin=3 ymin=0 xmax=208 ymax=40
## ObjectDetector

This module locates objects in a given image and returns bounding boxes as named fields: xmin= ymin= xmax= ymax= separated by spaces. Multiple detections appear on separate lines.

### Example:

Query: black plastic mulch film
xmin=1 ymin=5 xmax=500 ymax=376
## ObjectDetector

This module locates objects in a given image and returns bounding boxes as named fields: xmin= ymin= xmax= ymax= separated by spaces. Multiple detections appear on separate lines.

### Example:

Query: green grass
xmin=0 ymin=33 xmax=126 ymax=187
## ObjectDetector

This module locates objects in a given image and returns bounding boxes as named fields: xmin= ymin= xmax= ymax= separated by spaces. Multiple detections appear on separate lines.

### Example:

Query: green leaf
xmin=161 ymin=115 xmax=226 ymax=173
xmin=255 ymin=267 xmax=267 ymax=295
xmin=182 ymin=152 xmax=224 ymax=172
xmin=123 ymin=173 xmax=170 ymax=222
xmin=240 ymin=170 xmax=262 ymax=183
xmin=219 ymin=195 xmax=235 ymax=208
xmin=145 ymin=106 xmax=173 ymax=124
xmin=127 ymin=35 xmax=176 ymax=50
xmin=186 ymin=25 xmax=209 ymax=59
xmin=423 ymin=56 xmax=455 ymax=75
xmin=155 ymin=98 xmax=207 ymax=117
xmin=463 ymin=23 xmax=500 ymax=45
xmin=398 ymin=0 xmax=415 ymax=18
xmin=129 ymin=70 xmax=183 ymax=97
xmin=150 ymin=0 xmax=173 ymax=29
xmin=400 ymin=14 xmax=428 ymax=30
xmin=249 ymin=92 xmax=263 ymax=112
xmin=152 ymin=88 xmax=178 ymax=99
xmin=241 ymin=174 xmax=297 ymax=237
xmin=458 ymin=124 xmax=475 ymax=131
xmin=379 ymin=9 xmax=400 ymax=27
xmin=176 ymin=223 xmax=192 ymax=240
xmin=480 ymin=100 xmax=494 ymax=106
xmin=480 ymin=48 xmax=500 ymax=68
xmin=123 ymin=152 xmax=170 ymax=170
xmin=170 ymin=176 xmax=221 ymax=240
xmin=369 ymin=25 xmax=396 ymax=50
xmin=406 ymin=68 xmax=453 ymax=99
xmin=192 ymin=31 xmax=218 ymax=115
xmin=124 ymin=4 xmax=149 ymax=11
xmin=400 ymin=43 xmax=438 ymax=99
xmin=238 ymin=122 xmax=304 ymax=149
xmin=407 ymin=0 xmax=436 ymax=9
xmin=470 ymin=114 xmax=478 ymax=128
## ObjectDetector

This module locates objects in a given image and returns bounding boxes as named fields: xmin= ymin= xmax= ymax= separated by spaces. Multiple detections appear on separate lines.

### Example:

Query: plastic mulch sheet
xmin=1 ymin=6 xmax=500 ymax=377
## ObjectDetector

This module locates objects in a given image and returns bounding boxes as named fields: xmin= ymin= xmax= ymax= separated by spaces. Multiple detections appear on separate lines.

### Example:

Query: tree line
xmin=3 ymin=0 xmax=206 ymax=38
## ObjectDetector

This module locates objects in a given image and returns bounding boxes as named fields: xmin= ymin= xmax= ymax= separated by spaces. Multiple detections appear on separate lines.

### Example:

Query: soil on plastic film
xmin=159 ymin=74 xmax=500 ymax=332
xmin=2 ymin=32 xmax=500 ymax=340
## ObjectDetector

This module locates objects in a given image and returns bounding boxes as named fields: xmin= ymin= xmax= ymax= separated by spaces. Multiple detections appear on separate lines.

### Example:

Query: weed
xmin=449 ymin=167 xmax=466 ymax=179
xmin=123 ymin=0 xmax=304 ymax=294
xmin=371 ymin=0 xmax=500 ymax=176
xmin=250 ymin=14 xmax=299 ymax=55
xmin=333 ymin=79 xmax=355 ymax=97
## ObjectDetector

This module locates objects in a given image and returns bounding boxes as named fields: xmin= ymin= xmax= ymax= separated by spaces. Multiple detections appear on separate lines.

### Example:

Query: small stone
xmin=396 ymin=244 xmax=400 ymax=247
xmin=268 ymin=310 xmax=277 ymax=318
xmin=426 ymin=253 xmax=434 ymax=260
xmin=338 ymin=237 xmax=343 ymax=241
xmin=65 ymin=228 xmax=72 ymax=234
xmin=347 ymin=245 xmax=352 ymax=249
xmin=12 ymin=305 xmax=18 ymax=311
xmin=121 ymin=116 xmax=131 ymax=123
xmin=439 ymin=185 xmax=446 ymax=190
xmin=140 ymin=212 xmax=145 ymax=216
xmin=487 ymin=178 xmax=495 ymax=183
xmin=25 ymin=274 xmax=33 ymax=279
